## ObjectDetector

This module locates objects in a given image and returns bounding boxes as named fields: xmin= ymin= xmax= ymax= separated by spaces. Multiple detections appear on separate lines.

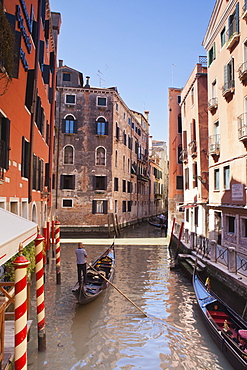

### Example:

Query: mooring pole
xmin=46 ymin=218 xmax=50 ymax=264
xmin=51 ymin=216 xmax=55 ymax=258
xmin=13 ymin=243 xmax=30 ymax=370
xmin=35 ymin=229 xmax=46 ymax=351
xmin=55 ymin=220 xmax=61 ymax=284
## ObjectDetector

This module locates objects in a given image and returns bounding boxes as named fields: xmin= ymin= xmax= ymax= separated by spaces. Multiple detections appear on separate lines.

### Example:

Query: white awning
xmin=0 ymin=208 xmax=37 ymax=265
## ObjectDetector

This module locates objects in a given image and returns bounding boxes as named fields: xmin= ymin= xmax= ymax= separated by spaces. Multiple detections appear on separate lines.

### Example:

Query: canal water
xmin=27 ymin=223 xmax=234 ymax=370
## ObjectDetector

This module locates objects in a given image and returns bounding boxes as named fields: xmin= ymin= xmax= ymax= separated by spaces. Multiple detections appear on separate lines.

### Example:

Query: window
xmin=184 ymin=168 xmax=189 ymax=190
xmin=123 ymin=155 xmax=125 ymax=171
xmin=97 ymin=97 xmax=107 ymax=106
xmin=122 ymin=179 xmax=126 ymax=192
xmin=115 ymin=150 xmax=118 ymax=167
xmin=194 ymin=207 xmax=198 ymax=227
xmin=116 ymin=123 xmax=120 ymax=140
xmin=228 ymin=3 xmax=239 ymax=40
xmin=32 ymin=155 xmax=43 ymax=191
xmin=92 ymin=200 xmax=108 ymax=214
xmin=192 ymin=162 xmax=198 ymax=188
xmin=63 ymin=73 xmax=71 ymax=81
xmin=93 ymin=175 xmax=107 ymax=190
xmin=122 ymin=201 xmax=126 ymax=213
xmin=128 ymin=201 xmax=132 ymax=212
xmin=191 ymin=86 xmax=194 ymax=106
xmin=64 ymin=145 xmax=74 ymax=164
xmin=177 ymin=95 xmax=181 ymax=104
xmin=177 ymin=175 xmax=183 ymax=190
xmin=114 ymin=177 xmax=118 ymax=191
xmin=60 ymin=175 xmax=75 ymax=189
xmin=208 ymin=43 xmax=216 ymax=66
xmin=63 ymin=199 xmax=73 ymax=207
xmin=62 ymin=115 xmax=77 ymax=134
xmin=127 ymin=181 xmax=132 ymax=193
xmin=178 ymin=114 xmax=182 ymax=133
xmin=114 ymin=200 xmax=118 ymax=214
xmin=221 ymin=27 xmax=226 ymax=47
xmin=242 ymin=218 xmax=247 ymax=238
xmin=227 ymin=216 xmax=235 ymax=233
xmin=21 ymin=137 xmax=30 ymax=178
xmin=223 ymin=58 xmax=234 ymax=93
xmin=214 ymin=168 xmax=220 ymax=190
xmin=65 ymin=94 xmax=76 ymax=104
xmin=185 ymin=209 xmax=189 ymax=222
xmin=96 ymin=117 xmax=108 ymax=135
xmin=96 ymin=147 xmax=106 ymax=166
xmin=223 ymin=165 xmax=230 ymax=189
xmin=212 ymin=80 xmax=216 ymax=99
xmin=178 ymin=144 xmax=182 ymax=164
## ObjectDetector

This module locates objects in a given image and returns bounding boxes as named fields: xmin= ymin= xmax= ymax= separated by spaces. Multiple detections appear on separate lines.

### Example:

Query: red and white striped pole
xmin=13 ymin=243 xmax=30 ymax=370
xmin=43 ymin=221 xmax=47 ymax=266
xmin=35 ymin=229 xmax=46 ymax=351
xmin=46 ymin=218 xmax=50 ymax=264
xmin=51 ymin=216 xmax=55 ymax=258
xmin=55 ymin=220 xmax=61 ymax=284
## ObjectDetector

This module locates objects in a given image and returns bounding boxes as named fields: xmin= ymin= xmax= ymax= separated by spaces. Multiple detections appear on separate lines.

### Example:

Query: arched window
xmin=62 ymin=115 xmax=77 ymax=133
xmin=64 ymin=145 xmax=74 ymax=164
xmin=96 ymin=117 xmax=108 ymax=135
xmin=96 ymin=147 xmax=106 ymax=165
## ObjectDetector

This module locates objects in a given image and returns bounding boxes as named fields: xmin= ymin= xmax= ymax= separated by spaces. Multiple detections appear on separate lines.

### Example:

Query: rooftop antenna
xmin=97 ymin=70 xmax=105 ymax=87
xmin=172 ymin=64 xmax=176 ymax=87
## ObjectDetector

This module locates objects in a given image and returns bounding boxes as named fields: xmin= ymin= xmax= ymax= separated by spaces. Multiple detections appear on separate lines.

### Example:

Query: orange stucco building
xmin=0 ymin=1 xmax=61 ymax=227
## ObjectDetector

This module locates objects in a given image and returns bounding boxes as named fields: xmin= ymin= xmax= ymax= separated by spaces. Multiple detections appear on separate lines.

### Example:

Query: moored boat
xmin=193 ymin=272 xmax=247 ymax=370
xmin=72 ymin=242 xmax=115 ymax=305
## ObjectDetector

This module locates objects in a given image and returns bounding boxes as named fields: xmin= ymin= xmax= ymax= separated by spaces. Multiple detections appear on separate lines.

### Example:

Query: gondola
xmin=72 ymin=242 xmax=115 ymax=305
xmin=193 ymin=272 xmax=247 ymax=370
xmin=148 ymin=220 xmax=166 ymax=229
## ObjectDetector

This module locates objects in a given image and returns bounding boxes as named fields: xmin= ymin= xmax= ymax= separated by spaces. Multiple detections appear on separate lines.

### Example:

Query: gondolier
xmin=75 ymin=242 xmax=88 ymax=285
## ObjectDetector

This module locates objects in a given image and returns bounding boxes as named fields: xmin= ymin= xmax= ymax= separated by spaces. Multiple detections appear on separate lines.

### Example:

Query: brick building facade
xmin=53 ymin=63 xmax=150 ymax=233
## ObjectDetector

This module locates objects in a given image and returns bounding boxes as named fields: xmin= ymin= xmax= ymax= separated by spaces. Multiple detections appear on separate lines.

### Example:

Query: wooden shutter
xmin=105 ymin=121 xmax=108 ymax=135
xmin=92 ymin=200 xmax=96 ymax=214
xmin=41 ymin=0 xmax=46 ymax=25
xmin=72 ymin=175 xmax=75 ymax=189
xmin=103 ymin=200 xmax=108 ymax=214
xmin=32 ymin=20 xmax=38 ymax=47
xmin=44 ymin=20 xmax=50 ymax=40
xmin=2 ymin=118 xmax=10 ymax=170
xmin=62 ymin=119 xmax=66 ymax=133
xmin=74 ymin=120 xmax=78 ymax=133
xmin=13 ymin=31 xmax=21 ymax=79
xmin=103 ymin=176 xmax=107 ymax=190
xmin=42 ymin=64 xmax=50 ymax=84
xmin=45 ymin=163 xmax=50 ymax=186
xmin=92 ymin=175 xmax=96 ymax=190
xmin=236 ymin=3 xmax=239 ymax=34
xmin=39 ymin=40 xmax=44 ymax=67
xmin=60 ymin=174 xmax=64 ymax=189
xmin=25 ymin=69 xmax=35 ymax=111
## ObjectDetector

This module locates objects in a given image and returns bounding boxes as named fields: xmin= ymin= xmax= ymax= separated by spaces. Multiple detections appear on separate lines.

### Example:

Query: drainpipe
xmin=28 ymin=0 xmax=42 ymax=203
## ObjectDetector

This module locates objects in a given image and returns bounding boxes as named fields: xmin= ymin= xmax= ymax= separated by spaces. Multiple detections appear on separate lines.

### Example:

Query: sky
xmin=50 ymin=0 xmax=216 ymax=143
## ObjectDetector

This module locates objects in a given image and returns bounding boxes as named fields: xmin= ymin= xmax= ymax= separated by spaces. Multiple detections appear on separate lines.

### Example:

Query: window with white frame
xmin=96 ymin=117 xmax=108 ymax=135
xmin=95 ymin=147 xmax=106 ymax=166
xmin=62 ymin=115 xmax=77 ymax=134
xmin=227 ymin=215 xmax=235 ymax=233
xmin=97 ymin=97 xmax=107 ymax=107
xmin=223 ymin=165 xmax=230 ymax=189
xmin=214 ymin=168 xmax=220 ymax=190
xmin=65 ymin=94 xmax=76 ymax=104
xmin=92 ymin=200 xmax=108 ymax=214
xmin=63 ymin=199 xmax=73 ymax=207
xmin=64 ymin=145 xmax=74 ymax=164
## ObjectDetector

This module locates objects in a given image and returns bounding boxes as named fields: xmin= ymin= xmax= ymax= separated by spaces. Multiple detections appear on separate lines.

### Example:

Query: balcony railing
xmin=226 ymin=18 xmax=240 ymax=50
xmin=188 ymin=140 xmax=197 ymax=157
xmin=208 ymin=134 xmax=220 ymax=156
xmin=237 ymin=113 xmax=247 ymax=142
xmin=222 ymin=79 xmax=235 ymax=97
xmin=208 ymin=97 xmax=218 ymax=111
xmin=179 ymin=149 xmax=188 ymax=163
xmin=238 ymin=61 xmax=247 ymax=82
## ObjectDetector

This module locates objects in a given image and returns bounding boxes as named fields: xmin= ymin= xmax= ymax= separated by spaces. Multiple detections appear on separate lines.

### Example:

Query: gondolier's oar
xmin=87 ymin=263 xmax=148 ymax=317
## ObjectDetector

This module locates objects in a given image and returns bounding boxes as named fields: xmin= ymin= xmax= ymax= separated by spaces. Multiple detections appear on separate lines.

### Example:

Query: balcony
xmin=188 ymin=140 xmax=197 ymax=158
xmin=208 ymin=134 xmax=220 ymax=156
xmin=237 ymin=113 xmax=247 ymax=142
xmin=226 ymin=19 xmax=240 ymax=50
xmin=238 ymin=61 xmax=247 ymax=82
xmin=208 ymin=97 xmax=218 ymax=111
xmin=179 ymin=149 xmax=188 ymax=163
xmin=222 ymin=79 xmax=235 ymax=98
xmin=137 ymin=174 xmax=149 ymax=182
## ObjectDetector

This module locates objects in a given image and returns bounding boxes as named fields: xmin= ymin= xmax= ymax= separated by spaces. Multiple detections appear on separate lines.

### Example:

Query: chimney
xmin=59 ymin=59 xmax=63 ymax=67
xmin=144 ymin=110 xmax=149 ymax=121
xmin=84 ymin=76 xmax=90 ymax=88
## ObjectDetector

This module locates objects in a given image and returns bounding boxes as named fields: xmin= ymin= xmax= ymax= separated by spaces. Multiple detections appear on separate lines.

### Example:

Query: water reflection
xmin=27 ymin=223 xmax=234 ymax=370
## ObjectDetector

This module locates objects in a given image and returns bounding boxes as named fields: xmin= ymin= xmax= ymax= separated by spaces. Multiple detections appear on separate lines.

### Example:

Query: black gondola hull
xmin=193 ymin=273 xmax=247 ymax=370
xmin=72 ymin=243 xmax=115 ymax=305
